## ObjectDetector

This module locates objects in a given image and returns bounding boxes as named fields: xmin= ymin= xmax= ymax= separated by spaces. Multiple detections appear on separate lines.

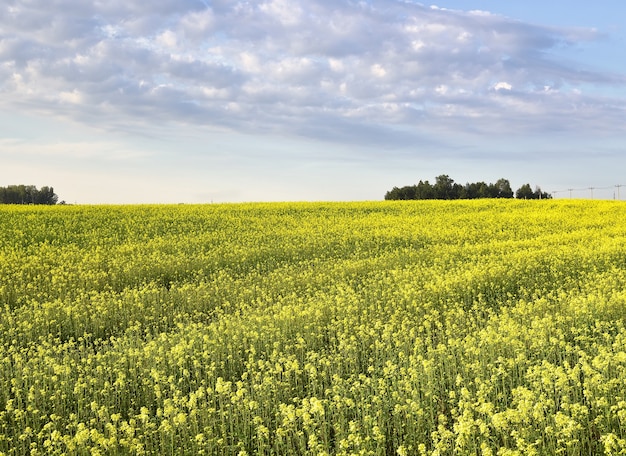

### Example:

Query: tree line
xmin=0 ymin=185 xmax=60 ymax=205
xmin=385 ymin=175 xmax=551 ymax=200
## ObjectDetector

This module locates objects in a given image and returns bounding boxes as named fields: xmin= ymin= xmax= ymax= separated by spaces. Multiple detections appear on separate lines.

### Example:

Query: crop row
xmin=1 ymin=200 xmax=626 ymax=455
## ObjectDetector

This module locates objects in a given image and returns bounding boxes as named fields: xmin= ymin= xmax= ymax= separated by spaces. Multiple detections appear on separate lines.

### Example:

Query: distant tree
xmin=452 ymin=182 xmax=464 ymax=199
xmin=0 ymin=185 xmax=60 ymax=204
xmin=533 ymin=186 xmax=552 ymax=200
xmin=0 ymin=185 xmax=31 ymax=204
xmin=515 ymin=184 xmax=534 ymax=199
xmin=486 ymin=183 xmax=501 ymax=198
xmin=385 ymin=176 xmax=548 ymax=201
xmin=479 ymin=182 xmax=495 ymax=198
xmin=433 ymin=175 xmax=455 ymax=199
xmin=493 ymin=178 xmax=514 ymax=198
xmin=385 ymin=186 xmax=417 ymax=200
xmin=384 ymin=187 xmax=397 ymax=201
xmin=415 ymin=180 xmax=435 ymax=199
xmin=36 ymin=186 xmax=59 ymax=205
xmin=515 ymin=184 xmax=552 ymax=199
xmin=463 ymin=181 xmax=488 ymax=199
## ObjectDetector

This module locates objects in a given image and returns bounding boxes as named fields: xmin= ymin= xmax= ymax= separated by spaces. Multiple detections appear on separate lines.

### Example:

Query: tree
xmin=415 ymin=180 xmax=435 ymax=199
xmin=515 ymin=184 xmax=552 ymax=199
xmin=462 ymin=181 xmax=489 ymax=199
xmin=0 ymin=185 xmax=31 ymax=204
xmin=384 ymin=176 xmax=550 ymax=201
xmin=0 ymin=185 xmax=60 ymax=204
xmin=494 ymin=178 xmax=514 ymax=198
xmin=533 ymin=186 xmax=552 ymax=200
xmin=385 ymin=186 xmax=417 ymax=200
xmin=515 ymin=184 xmax=534 ymax=199
xmin=433 ymin=175 xmax=455 ymax=199
xmin=36 ymin=186 xmax=59 ymax=205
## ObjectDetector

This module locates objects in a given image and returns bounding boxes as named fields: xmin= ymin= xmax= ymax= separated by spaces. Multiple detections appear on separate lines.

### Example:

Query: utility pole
xmin=617 ymin=184 xmax=623 ymax=200
xmin=589 ymin=187 xmax=594 ymax=199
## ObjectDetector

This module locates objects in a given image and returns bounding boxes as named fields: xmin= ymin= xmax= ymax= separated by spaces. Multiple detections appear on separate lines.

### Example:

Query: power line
xmin=550 ymin=185 xmax=625 ymax=200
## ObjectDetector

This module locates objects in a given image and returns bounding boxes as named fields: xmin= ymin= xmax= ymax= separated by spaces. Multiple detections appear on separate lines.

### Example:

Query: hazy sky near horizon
xmin=2 ymin=0 xmax=626 ymax=203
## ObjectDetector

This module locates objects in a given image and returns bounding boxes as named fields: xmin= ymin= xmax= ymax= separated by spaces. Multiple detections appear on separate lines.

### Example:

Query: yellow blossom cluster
xmin=1 ymin=200 xmax=626 ymax=454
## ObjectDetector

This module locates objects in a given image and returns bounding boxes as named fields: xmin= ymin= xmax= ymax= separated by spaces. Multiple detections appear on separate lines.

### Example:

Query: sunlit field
xmin=2 ymin=200 xmax=626 ymax=455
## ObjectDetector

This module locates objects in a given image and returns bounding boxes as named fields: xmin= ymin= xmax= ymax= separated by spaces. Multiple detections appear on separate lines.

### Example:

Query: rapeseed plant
xmin=1 ymin=200 xmax=626 ymax=454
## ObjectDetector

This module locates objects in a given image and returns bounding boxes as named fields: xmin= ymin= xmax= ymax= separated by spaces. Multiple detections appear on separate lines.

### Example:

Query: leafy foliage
xmin=515 ymin=183 xmax=552 ymax=199
xmin=0 ymin=185 xmax=59 ymax=205
xmin=385 ymin=175 xmax=549 ymax=200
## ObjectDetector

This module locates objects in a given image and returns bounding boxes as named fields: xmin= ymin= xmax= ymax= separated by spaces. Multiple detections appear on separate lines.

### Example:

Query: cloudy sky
xmin=2 ymin=0 xmax=626 ymax=203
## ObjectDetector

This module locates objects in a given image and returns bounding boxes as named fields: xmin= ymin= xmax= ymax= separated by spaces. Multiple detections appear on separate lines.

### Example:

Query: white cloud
xmin=371 ymin=64 xmax=387 ymax=78
xmin=494 ymin=82 xmax=512 ymax=91
xmin=156 ymin=30 xmax=178 ymax=49
xmin=0 ymin=0 xmax=624 ymax=148
xmin=58 ymin=89 xmax=84 ymax=104
xmin=259 ymin=0 xmax=304 ymax=26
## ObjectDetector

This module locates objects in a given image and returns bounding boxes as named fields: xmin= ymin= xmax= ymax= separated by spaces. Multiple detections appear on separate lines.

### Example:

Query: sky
xmin=1 ymin=0 xmax=626 ymax=203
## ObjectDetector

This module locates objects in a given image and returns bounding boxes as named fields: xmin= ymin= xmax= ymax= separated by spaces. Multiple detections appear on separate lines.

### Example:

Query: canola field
xmin=2 ymin=200 xmax=626 ymax=455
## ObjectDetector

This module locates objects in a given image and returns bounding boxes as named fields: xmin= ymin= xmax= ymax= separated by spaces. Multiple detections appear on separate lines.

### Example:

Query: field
xmin=2 ymin=200 xmax=626 ymax=455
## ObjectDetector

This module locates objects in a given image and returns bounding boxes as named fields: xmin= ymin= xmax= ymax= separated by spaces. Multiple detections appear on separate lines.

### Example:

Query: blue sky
xmin=1 ymin=0 xmax=626 ymax=203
